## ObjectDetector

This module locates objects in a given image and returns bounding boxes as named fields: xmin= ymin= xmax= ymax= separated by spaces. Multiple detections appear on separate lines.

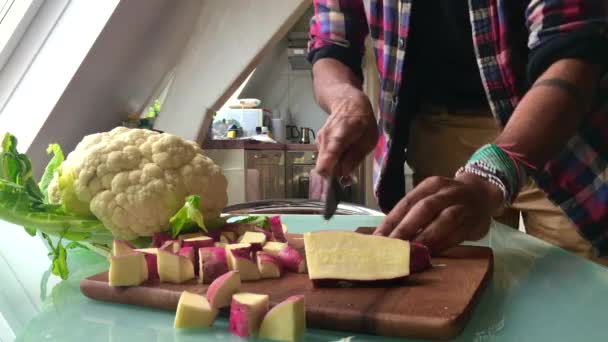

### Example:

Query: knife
xmin=323 ymin=177 xmax=342 ymax=220
xmin=324 ymin=176 xmax=356 ymax=220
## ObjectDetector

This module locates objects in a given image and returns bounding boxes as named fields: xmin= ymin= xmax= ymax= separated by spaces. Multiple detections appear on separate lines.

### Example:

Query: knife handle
xmin=339 ymin=175 xmax=356 ymax=187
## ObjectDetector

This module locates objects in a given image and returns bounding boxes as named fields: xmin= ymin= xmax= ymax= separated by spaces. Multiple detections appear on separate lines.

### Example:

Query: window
xmin=0 ymin=0 xmax=70 ymax=143
xmin=0 ymin=0 xmax=43 ymax=70
xmin=219 ymin=69 xmax=256 ymax=112
xmin=0 ymin=0 xmax=12 ymax=17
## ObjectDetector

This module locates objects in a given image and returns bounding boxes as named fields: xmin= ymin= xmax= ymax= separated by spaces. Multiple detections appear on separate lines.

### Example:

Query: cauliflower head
xmin=47 ymin=127 xmax=228 ymax=240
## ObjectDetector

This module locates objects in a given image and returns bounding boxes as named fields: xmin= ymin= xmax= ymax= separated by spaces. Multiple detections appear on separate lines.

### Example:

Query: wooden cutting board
xmin=80 ymin=229 xmax=493 ymax=340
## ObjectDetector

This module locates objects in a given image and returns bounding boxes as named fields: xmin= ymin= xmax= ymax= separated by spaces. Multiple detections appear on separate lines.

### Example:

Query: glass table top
xmin=1 ymin=215 xmax=607 ymax=341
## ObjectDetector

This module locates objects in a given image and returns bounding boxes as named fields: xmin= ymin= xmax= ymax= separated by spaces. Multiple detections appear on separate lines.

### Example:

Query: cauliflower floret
xmin=47 ymin=127 xmax=228 ymax=240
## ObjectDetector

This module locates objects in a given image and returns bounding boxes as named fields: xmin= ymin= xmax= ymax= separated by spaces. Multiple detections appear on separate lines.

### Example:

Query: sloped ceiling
xmin=154 ymin=0 xmax=311 ymax=142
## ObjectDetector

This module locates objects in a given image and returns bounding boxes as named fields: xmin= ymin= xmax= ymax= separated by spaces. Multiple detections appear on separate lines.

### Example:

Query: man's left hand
xmin=374 ymin=174 xmax=504 ymax=254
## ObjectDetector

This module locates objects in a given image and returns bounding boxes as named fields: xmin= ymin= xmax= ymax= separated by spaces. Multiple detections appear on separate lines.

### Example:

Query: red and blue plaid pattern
xmin=309 ymin=0 xmax=608 ymax=255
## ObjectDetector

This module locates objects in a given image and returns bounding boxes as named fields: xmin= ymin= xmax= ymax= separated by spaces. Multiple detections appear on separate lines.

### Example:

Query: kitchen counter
xmin=202 ymin=139 xmax=317 ymax=151
xmin=3 ymin=216 xmax=608 ymax=341
xmin=284 ymin=143 xmax=318 ymax=151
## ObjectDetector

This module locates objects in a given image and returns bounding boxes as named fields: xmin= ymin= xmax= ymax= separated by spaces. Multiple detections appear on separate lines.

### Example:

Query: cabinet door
xmin=246 ymin=151 xmax=285 ymax=200
xmin=288 ymin=164 xmax=315 ymax=198
xmin=285 ymin=151 xmax=317 ymax=199
xmin=205 ymin=149 xmax=246 ymax=205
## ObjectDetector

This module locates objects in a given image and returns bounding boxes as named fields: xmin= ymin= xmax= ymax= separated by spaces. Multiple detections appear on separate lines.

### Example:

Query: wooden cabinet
xmin=205 ymin=148 xmax=285 ymax=205
xmin=205 ymin=145 xmax=365 ymax=205
xmin=204 ymin=149 xmax=247 ymax=205
xmin=245 ymin=150 xmax=285 ymax=201
xmin=285 ymin=150 xmax=316 ymax=199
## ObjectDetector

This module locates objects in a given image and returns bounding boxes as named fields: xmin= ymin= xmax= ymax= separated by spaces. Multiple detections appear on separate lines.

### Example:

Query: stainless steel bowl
xmin=222 ymin=199 xmax=384 ymax=216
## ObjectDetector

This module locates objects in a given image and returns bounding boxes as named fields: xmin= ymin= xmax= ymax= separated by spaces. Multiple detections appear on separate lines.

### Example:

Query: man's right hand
xmin=315 ymin=89 xmax=378 ymax=177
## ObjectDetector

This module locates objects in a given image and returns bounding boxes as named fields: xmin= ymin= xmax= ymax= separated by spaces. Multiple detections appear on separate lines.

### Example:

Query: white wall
xmin=240 ymin=38 xmax=327 ymax=133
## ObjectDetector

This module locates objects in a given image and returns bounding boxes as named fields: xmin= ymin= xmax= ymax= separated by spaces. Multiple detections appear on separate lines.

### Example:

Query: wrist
xmin=455 ymin=172 xmax=505 ymax=216
xmin=466 ymin=144 xmax=525 ymax=203
xmin=328 ymin=87 xmax=373 ymax=116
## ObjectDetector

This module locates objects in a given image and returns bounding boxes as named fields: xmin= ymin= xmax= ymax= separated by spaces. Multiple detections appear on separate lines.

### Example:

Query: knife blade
xmin=323 ymin=177 xmax=342 ymax=220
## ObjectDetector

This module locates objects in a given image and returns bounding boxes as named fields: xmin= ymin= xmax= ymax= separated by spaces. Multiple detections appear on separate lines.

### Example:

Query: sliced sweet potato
xmin=229 ymin=293 xmax=269 ymax=337
xmin=199 ymin=247 xmax=229 ymax=284
xmin=174 ymin=291 xmax=217 ymax=328
xmin=226 ymin=244 xmax=260 ymax=281
xmin=257 ymin=252 xmax=282 ymax=279
xmin=206 ymin=271 xmax=241 ymax=308
xmin=259 ymin=295 xmax=305 ymax=341
xmin=303 ymin=231 xmax=410 ymax=282
xmin=269 ymin=216 xmax=287 ymax=242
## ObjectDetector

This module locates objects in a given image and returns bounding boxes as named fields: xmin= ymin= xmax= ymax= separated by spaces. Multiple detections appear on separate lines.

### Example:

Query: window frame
xmin=0 ymin=0 xmax=44 ymax=71
xmin=0 ymin=0 xmax=70 ymax=121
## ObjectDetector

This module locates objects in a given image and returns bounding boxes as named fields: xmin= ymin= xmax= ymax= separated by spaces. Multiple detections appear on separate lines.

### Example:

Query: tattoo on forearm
xmin=532 ymin=78 xmax=585 ymax=107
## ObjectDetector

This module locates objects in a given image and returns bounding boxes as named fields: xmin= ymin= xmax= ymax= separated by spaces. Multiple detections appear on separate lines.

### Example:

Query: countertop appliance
xmin=299 ymin=127 xmax=315 ymax=144
xmin=286 ymin=125 xmax=300 ymax=142
xmin=214 ymin=108 xmax=265 ymax=137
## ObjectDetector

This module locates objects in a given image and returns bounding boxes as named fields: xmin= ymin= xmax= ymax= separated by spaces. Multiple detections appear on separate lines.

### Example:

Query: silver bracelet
xmin=456 ymin=165 xmax=509 ymax=208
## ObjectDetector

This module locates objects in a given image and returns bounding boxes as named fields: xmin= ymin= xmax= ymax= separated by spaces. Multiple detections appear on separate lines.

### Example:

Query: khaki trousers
xmin=406 ymin=107 xmax=607 ymax=265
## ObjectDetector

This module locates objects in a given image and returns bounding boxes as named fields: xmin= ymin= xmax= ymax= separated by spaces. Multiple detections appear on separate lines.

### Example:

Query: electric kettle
xmin=300 ymin=127 xmax=316 ymax=144
xmin=286 ymin=125 xmax=300 ymax=141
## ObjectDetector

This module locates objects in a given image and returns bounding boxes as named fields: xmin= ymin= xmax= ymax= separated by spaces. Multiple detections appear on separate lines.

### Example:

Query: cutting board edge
xmin=436 ymin=247 xmax=494 ymax=339
xmin=80 ymin=277 xmax=182 ymax=311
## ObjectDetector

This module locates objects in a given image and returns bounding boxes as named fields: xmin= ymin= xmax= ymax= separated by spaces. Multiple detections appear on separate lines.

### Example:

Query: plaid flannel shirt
xmin=309 ymin=0 xmax=608 ymax=255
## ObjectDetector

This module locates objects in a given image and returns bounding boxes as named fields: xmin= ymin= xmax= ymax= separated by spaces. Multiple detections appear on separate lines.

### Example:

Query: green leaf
xmin=25 ymin=178 xmax=44 ymax=204
xmin=1 ymin=133 xmax=17 ymax=154
xmin=40 ymin=232 xmax=69 ymax=280
xmin=14 ymin=152 xmax=34 ymax=185
xmin=0 ymin=179 xmax=113 ymax=271
xmin=51 ymin=242 xmax=69 ymax=280
xmin=24 ymin=226 xmax=37 ymax=236
xmin=145 ymin=100 xmax=162 ymax=119
xmin=0 ymin=133 xmax=44 ymax=204
xmin=1 ymin=134 xmax=32 ymax=185
xmin=62 ymin=231 xmax=92 ymax=241
xmin=0 ymin=179 xmax=110 ymax=238
xmin=169 ymin=195 xmax=206 ymax=238
xmin=0 ymin=134 xmax=114 ymax=280
xmin=0 ymin=153 xmax=20 ymax=182
xmin=65 ymin=241 xmax=87 ymax=250
xmin=230 ymin=215 xmax=270 ymax=229
xmin=39 ymin=144 xmax=64 ymax=201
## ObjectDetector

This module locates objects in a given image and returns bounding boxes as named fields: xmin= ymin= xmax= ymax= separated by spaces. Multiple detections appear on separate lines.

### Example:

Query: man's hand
xmin=311 ymin=58 xmax=378 ymax=177
xmin=374 ymin=173 xmax=504 ymax=254
xmin=315 ymin=90 xmax=378 ymax=177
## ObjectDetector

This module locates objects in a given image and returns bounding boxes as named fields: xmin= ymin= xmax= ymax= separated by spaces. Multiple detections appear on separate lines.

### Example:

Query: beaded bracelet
xmin=455 ymin=144 xmax=526 ymax=207
xmin=456 ymin=164 xmax=509 ymax=207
